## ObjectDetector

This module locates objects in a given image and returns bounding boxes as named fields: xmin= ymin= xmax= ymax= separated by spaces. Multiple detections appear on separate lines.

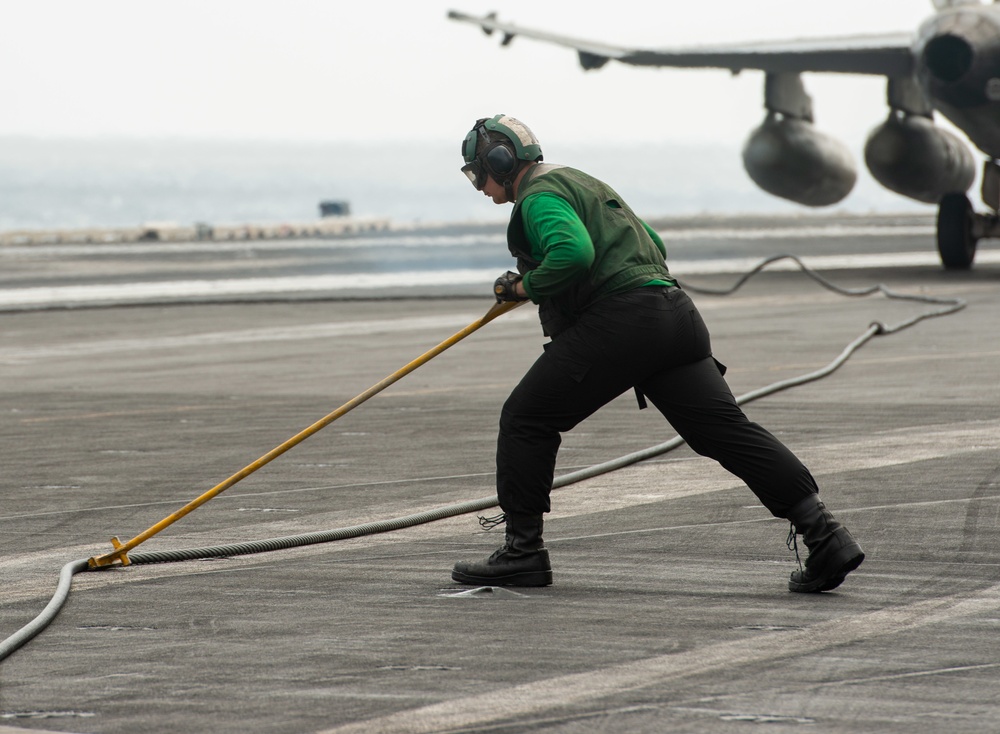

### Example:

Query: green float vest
xmin=507 ymin=164 xmax=673 ymax=335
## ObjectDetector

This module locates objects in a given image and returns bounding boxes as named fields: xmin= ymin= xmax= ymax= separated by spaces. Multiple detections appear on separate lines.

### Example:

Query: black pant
xmin=496 ymin=286 xmax=818 ymax=519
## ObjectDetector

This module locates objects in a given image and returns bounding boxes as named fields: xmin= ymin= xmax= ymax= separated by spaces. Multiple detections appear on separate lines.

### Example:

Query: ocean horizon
xmin=0 ymin=136 xmax=932 ymax=232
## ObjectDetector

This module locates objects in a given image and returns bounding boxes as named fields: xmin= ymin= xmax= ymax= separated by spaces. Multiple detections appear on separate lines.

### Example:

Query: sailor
xmin=452 ymin=114 xmax=864 ymax=593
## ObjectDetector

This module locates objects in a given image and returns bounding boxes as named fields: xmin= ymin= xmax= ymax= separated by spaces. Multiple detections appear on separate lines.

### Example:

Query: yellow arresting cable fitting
xmin=87 ymin=299 xmax=526 ymax=569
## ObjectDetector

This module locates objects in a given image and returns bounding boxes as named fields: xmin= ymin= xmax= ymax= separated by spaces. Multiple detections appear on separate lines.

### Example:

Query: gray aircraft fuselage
xmin=917 ymin=3 xmax=1000 ymax=158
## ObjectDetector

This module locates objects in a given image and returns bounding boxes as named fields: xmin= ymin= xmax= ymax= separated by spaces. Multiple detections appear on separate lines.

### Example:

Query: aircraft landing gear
xmin=937 ymin=160 xmax=1000 ymax=270
xmin=937 ymin=192 xmax=976 ymax=269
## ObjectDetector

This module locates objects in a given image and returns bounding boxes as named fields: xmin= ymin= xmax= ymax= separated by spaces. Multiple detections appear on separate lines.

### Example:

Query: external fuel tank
xmin=742 ymin=112 xmax=857 ymax=207
xmin=864 ymin=113 xmax=976 ymax=204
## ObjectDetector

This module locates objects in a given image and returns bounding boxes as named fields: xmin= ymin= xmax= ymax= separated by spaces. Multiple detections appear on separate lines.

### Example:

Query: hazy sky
xmin=0 ymin=1 xmax=944 ymax=151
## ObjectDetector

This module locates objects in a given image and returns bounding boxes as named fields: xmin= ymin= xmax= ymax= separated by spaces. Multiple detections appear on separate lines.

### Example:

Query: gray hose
xmin=127 ymin=497 xmax=503 ymax=565
xmin=0 ymin=255 xmax=966 ymax=662
xmin=0 ymin=559 xmax=89 ymax=661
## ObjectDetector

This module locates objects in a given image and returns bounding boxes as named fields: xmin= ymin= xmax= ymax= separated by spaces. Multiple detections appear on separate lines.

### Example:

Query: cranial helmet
xmin=460 ymin=115 xmax=543 ymax=195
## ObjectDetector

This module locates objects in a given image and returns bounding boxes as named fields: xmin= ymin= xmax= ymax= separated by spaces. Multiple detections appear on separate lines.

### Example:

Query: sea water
xmin=0 ymin=136 xmax=927 ymax=232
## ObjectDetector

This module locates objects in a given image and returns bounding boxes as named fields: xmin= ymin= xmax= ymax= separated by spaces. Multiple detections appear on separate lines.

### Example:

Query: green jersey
xmin=506 ymin=164 xmax=674 ymax=336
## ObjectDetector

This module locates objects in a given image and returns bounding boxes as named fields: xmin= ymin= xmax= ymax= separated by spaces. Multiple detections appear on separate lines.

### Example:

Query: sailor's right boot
xmin=452 ymin=514 xmax=552 ymax=587
xmin=786 ymin=493 xmax=865 ymax=593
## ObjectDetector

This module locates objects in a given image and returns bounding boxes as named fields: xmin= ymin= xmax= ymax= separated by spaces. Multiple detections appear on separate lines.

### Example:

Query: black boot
xmin=786 ymin=494 xmax=864 ymax=593
xmin=452 ymin=514 xmax=552 ymax=587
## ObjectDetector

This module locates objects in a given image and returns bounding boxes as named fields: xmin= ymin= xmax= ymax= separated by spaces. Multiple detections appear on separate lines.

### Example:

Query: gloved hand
xmin=493 ymin=271 xmax=529 ymax=303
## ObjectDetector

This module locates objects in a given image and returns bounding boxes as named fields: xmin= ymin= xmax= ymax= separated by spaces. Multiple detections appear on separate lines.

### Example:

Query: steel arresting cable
xmin=0 ymin=255 xmax=967 ymax=662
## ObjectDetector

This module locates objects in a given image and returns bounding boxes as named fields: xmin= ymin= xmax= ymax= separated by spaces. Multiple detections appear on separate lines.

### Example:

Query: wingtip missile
xmin=447 ymin=10 xmax=517 ymax=45
xmin=446 ymin=10 xmax=495 ymax=36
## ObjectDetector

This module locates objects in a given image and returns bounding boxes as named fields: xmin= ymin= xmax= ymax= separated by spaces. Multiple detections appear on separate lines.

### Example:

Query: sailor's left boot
xmin=452 ymin=514 xmax=552 ymax=587
xmin=786 ymin=493 xmax=865 ymax=593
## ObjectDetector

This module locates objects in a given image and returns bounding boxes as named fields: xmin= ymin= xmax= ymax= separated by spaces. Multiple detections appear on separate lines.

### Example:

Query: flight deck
xmin=2 ymin=214 xmax=1000 ymax=733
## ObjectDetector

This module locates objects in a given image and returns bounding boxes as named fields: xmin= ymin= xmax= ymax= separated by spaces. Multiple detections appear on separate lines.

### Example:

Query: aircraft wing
xmin=447 ymin=10 xmax=915 ymax=76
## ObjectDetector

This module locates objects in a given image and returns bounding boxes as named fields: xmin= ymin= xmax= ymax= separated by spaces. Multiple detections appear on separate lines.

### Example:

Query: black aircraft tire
xmin=937 ymin=192 xmax=976 ymax=270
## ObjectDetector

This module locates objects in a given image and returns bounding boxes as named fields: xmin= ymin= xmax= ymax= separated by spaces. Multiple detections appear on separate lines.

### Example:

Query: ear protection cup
xmin=484 ymin=142 xmax=517 ymax=178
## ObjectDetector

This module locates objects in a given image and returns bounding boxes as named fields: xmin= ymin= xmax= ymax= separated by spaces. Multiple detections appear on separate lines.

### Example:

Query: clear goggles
xmin=461 ymin=159 xmax=487 ymax=191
